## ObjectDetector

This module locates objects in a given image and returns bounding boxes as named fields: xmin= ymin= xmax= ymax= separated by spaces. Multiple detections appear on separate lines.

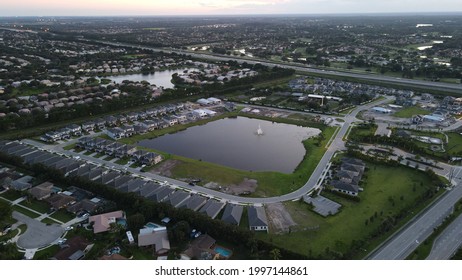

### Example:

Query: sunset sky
xmin=0 ymin=0 xmax=461 ymax=16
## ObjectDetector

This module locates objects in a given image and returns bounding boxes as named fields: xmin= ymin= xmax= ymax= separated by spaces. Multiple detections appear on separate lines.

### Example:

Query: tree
xmin=127 ymin=213 xmax=145 ymax=231
xmin=269 ymin=248 xmax=281 ymax=260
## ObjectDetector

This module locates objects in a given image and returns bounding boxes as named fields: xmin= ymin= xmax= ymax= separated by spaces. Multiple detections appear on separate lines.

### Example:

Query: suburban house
xmin=106 ymin=127 xmax=125 ymax=140
xmin=103 ymin=115 xmax=118 ymax=127
xmin=134 ymin=124 xmax=148 ymax=135
xmin=140 ymin=152 xmax=163 ymax=165
xmin=137 ymin=226 xmax=170 ymax=255
xmin=45 ymin=193 xmax=76 ymax=209
xmin=221 ymin=204 xmax=243 ymax=225
xmin=28 ymin=181 xmax=54 ymax=200
xmin=199 ymin=199 xmax=225 ymax=219
xmin=197 ymin=98 xmax=213 ymax=106
xmin=163 ymin=116 xmax=178 ymax=126
xmin=248 ymin=206 xmax=269 ymax=232
xmin=331 ymin=180 xmax=360 ymax=196
xmin=121 ymin=125 xmax=135 ymax=137
xmin=182 ymin=234 xmax=216 ymax=260
xmin=178 ymin=194 xmax=207 ymax=211
xmin=88 ymin=210 xmax=125 ymax=234
xmin=67 ymin=124 xmax=82 ymax=136
xmin=81 ymin=121 xmax=96 ymax=132
xmin=52 ymin=236 xmax=92 ymax=260
xmin=330 ymin=158 xmax=366 ymax=197
xmin=114 ymin=144 xmax=137 ymax=158
xmin=93 ymin=118 xmax=105 ymax=130
xmin=66 ymin=198 xmax=99 ymax=214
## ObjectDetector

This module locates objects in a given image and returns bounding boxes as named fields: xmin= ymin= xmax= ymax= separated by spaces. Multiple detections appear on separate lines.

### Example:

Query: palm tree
xmin=269 ymin=248 xmax=281 ymax=260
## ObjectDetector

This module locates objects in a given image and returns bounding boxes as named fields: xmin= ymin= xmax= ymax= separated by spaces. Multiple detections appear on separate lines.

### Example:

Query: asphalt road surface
xmin=368 ymin=167 xmax=462 ymax=260
xmin=427 ymin=212 xmax=462 ymax=260
xmin=13 ymin=211 xmax=63 ymax=249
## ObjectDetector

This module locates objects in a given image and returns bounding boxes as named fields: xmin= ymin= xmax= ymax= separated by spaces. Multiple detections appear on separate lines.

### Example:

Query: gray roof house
xmin=199 ymin=200 xmax=225 ymax=219
xmin=248 ymin=206 xmax=268 ymax=232
xmin=147 ymin=186 xmax=174 ymax=203
xmin=137 ymin=182 xmax=161 ymax=197
xmin=221 ymin=204 xmax=243 ymax=225
xmin=331 ymin=180 xmax=359 ymax=196
xmin=167 ymin=191 xmax=191 ymax=208
xmin=178 ymin=194 xmax=207 ymax=211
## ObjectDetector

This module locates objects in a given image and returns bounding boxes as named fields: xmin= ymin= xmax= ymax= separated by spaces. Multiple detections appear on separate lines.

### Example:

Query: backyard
xmin=259 ymin=162 xmax=442 ymax=258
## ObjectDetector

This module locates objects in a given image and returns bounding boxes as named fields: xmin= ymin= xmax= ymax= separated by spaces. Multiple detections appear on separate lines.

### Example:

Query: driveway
xmin=13 ymin=211 xmax=64 ymax=249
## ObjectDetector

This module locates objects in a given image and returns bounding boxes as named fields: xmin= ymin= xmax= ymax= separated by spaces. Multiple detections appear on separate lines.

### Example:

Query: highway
xmin=368 ymin=167 xmax=462 ymax=260
xmin=91 ymin=39 xmax=462 ymax=93
xmin=427 ymin=212 xmax=462 ymax=260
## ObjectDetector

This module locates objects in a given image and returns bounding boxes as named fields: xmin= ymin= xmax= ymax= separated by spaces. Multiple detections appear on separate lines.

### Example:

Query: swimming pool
xmin=145 ymin=222 xmax=162 ymax=229
xmin=214 ymin=246 xmax=232 ymax=258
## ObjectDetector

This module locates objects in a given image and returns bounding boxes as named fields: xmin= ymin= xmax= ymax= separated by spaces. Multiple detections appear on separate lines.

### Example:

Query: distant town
xmin=1 ymin=14 xmax=462 ymax=261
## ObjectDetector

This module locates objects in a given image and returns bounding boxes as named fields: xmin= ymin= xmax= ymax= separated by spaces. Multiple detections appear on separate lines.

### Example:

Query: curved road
xmin=23 ymin=96 xmax=391 ymax=205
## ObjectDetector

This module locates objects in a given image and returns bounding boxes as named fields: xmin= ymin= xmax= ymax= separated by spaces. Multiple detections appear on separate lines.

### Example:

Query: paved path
xmin=368 ymin=167 xmax=462 ymax=260
xmin=427 ymin=212 xmax=462 ymax=260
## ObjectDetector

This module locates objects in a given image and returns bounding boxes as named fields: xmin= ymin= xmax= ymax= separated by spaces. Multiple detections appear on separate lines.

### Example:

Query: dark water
xmin=107 ymin=68 xmax=194 ymax=88
xmin=138 ymin=117 xmax=321 ymax=173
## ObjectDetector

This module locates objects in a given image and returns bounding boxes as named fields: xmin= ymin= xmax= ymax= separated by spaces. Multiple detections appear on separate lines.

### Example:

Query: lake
xmin=107 ymin=68 xmax=194 ymax=88
xmin=138 ymin=117 xmax=321 ymax=173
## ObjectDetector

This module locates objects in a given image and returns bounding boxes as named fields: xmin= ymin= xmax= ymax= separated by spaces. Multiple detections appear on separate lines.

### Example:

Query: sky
xmin=0 ymin=0 xmax=461 ymax=16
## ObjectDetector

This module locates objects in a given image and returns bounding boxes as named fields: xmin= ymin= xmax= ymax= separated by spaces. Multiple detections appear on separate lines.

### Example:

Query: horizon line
xmin=1 ymin=11 xmax=462 ymax=18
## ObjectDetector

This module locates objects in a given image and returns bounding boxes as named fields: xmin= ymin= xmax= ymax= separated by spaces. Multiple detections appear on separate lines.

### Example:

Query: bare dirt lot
xmin=149 ymin=159 xmax=182 ymax=177
xmin=266 ymin=202 xmax=297 ymax=234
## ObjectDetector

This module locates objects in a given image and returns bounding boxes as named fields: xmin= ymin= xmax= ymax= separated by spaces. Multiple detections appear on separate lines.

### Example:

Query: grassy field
xmin=50 ymin=209 xmax=75 ymax=223
xmin=163 ymin=126 xmax=336 ymax=197
xmin=446 ymin=132 xmax=462 ymax=156
xmin=393 ymin=106 xmax=430 ymax=118
xmin=12 ymin=205 xmax=40 ymax=219
xmin=19 ymin=199 xmax=50 ymax=214
xmin=259 ymin=163 xmax=440 ymax=258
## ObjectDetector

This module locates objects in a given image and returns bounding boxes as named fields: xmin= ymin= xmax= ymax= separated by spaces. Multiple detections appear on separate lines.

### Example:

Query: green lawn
xmin=115 ymin=157 xmax=130 ymax=165
xmin=0 ymin=190 xmax=24 ymax=201
xmin=33 ymin=245 xmax=60 ymax=260
xmin=166 ymin=126 xmax=336 ymax=197
xmin=259 ymin=163 xmax=440 ymax=258
xmin=446 ymin=132 xmax=462 ymax=156
xmin=63 ymin=143 xmax=77 ymax=151
xmin=49 ymin=209 xmax=75 ymax=223
xmin=19 ymin=199 xmax=50 ymax=214
xmin=12 ymin=205 xmax=40 ymax=219
xmin=393 ymin=106 xmax=430 ymax=118
xmin=41 ymin=217 xmax=59 ymax=225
